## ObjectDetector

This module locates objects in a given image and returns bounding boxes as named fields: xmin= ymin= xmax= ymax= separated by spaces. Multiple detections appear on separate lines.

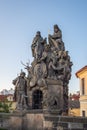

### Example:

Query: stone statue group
xmin=13 ymin=24 xmax=72 ymax=112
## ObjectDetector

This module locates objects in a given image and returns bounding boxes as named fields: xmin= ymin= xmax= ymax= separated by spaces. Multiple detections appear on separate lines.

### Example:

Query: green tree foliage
xmin=0 ymin=99 xmax=12 ymax=113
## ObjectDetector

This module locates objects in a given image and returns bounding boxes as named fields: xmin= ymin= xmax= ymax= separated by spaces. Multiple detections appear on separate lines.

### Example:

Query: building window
xmin=81 ymin=78 xmax=85 ymax=95
xmin=82 ymin=110 xmax=85 ymax=117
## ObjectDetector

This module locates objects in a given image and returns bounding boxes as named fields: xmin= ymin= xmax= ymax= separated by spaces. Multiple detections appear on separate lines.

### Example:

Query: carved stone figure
xmin=29 ymin=25 xmax=72 ymax=113
xmin=12 ymin=72 xmax=28 ymax=110
xmin=13 ymin=24 xmax=72 ymax=114
xmin=48 ymin=24 xmax=65 ymax=51
xmin=31 ymin=31 xmax=46 ymax=60
xmin=30 ymin=61 xmax=47 ymax=89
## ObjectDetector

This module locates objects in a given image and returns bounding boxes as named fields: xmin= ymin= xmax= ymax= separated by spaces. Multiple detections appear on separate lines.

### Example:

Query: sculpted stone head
xmin=20 ymin=72 xmax=26 ymax=77
xmin=36 ymin=31 xmax=41 ymax=36
xmin=54 ymin=24 xmax=60 ymax=33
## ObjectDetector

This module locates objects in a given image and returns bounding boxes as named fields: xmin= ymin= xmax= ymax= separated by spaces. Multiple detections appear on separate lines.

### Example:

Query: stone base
xmin=44 ymin=114 xmax=87 ymax=130
xmin=0 ymin=110 xmax=87 ymax=130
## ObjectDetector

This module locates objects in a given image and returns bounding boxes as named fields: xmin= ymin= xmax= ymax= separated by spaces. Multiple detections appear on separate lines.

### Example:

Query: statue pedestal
xmin=27 ymin=79 xmax=64 ymax=113
xmin=46 ymin=79 xmax=63 ymax=114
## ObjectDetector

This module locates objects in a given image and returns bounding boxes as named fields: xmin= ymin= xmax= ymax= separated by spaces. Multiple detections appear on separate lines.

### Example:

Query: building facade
xmin=76 ymin=66 xmax=87 ymax=117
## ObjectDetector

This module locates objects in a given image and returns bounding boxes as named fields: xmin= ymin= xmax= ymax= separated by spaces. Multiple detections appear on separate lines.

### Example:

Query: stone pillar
xmin=46 ymin=79 xmax=63 ymax=114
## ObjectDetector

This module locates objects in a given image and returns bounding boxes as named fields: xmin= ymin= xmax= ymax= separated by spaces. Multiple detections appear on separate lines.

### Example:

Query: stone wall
xmin=44 ymin=114 xmax=87 ymax=130
xmin=0 ymin=113 xmax=22 ymax=130
xmin=0 ymin=111 xmax=87 ymax=130
xmin=22 ymin=110 xmax=44 ymax=130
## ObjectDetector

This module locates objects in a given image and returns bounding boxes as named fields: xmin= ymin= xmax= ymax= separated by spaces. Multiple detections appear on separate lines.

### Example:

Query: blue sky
xmin=0 ymin=0 xmax=87 ymax=93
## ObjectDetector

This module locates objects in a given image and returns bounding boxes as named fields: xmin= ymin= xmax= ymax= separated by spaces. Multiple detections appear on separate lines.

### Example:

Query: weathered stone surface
xmin=12 ymin=72 xmax=28 ymax=110
xmin=68 ymin=123 xmax=83 ymax=129
xmin=47 ymin=84 xmax=63 ymax=111
xmin=9 ymin=116 xmax=22 ymax=130
xmin=0 ymin=112 xmax=87 ymax=130
xmin=25 ymin=113 xmax=44 ymax=129
xmin=13 ymin=24 xmax=73 ymax=113
xmin=12 ymin=24 xmax=72 ymax=113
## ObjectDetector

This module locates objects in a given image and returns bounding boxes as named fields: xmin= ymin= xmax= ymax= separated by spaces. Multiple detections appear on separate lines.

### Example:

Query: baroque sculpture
xmin=13 ymin=72 xmax=28 ymax=110
xmin=13 ymin=24 xmax=72 ymax=114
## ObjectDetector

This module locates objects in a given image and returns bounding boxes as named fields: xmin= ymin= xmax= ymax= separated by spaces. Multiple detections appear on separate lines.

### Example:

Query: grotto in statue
xmin=13 ymin=24 xmax=73 ymax=114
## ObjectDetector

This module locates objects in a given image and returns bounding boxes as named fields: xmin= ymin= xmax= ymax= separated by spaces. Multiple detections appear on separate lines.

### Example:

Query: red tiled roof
xmin=6 ymin=94 xmax=13 ymax=96
xmin=70 ymin=94 xmax=80 ymax=100
xmin=0 ymin=95 xmax=7 ymax=102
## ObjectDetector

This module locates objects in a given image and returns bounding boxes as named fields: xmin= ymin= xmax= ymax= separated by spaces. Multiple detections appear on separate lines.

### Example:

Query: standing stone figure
xmin=31 ymin=31 xmax=46 ymax=60
xmin=12 ymin=72 xmax=28 ymax=110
